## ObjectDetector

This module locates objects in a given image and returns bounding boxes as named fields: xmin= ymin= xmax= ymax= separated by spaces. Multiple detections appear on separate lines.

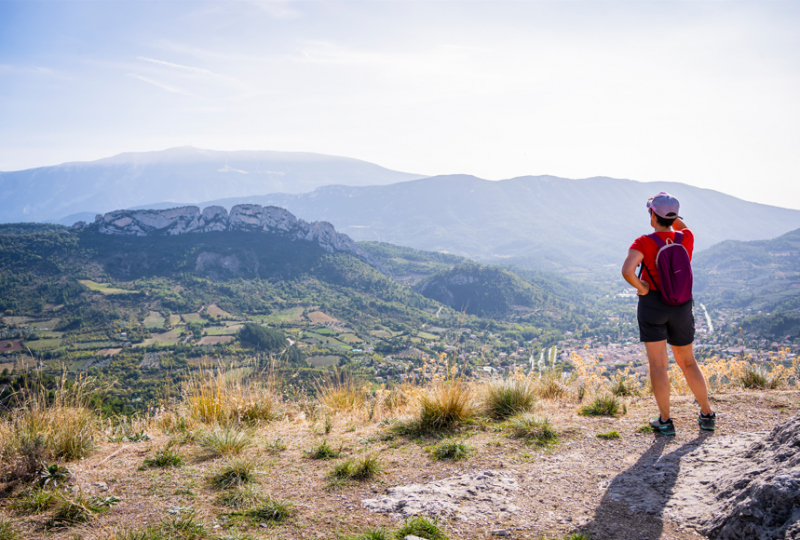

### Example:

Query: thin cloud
xmin=136 ymin=56 xmax=214 ymax=75
xmin=249 ymin=0 xmax=302 ymax=20
xmin=128 ymin=74 xmax=201 ymax=98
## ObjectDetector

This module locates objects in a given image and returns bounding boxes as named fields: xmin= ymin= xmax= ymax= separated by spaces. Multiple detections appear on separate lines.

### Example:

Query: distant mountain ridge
xmin=178 ymin=174 xmax=800 ymax=274
xmin=76 ymin=203 xmax=377 ymax=270
xmin=0 ymin=146 xmax=425 ymax=223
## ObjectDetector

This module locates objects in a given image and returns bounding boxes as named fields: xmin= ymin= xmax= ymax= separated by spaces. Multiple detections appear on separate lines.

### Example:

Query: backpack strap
xmin=673 ymin=231 xmax=683 ymax=245
xmin=642 ymin=263 xmax=658 ymax=291
xmin=648 ymin=233 xmax=667 ymax=248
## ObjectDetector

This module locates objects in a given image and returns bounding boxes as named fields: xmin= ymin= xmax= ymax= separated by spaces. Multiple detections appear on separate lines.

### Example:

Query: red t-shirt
xmin=630 ymin=229 xmax=694 ymax=291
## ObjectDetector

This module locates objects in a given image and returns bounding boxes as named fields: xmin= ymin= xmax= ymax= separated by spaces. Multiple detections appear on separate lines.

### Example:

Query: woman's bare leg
xmin=645 ymin=340 xmax=671 ymax=420
xmin=671 ymin=344 xmax=713 ymax=415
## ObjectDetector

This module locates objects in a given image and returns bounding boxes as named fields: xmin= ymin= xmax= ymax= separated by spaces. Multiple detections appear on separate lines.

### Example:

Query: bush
xmin=507 ymin=414 xmax=558 ymax=447
xmin=416 ymin=381 xmax=475 ymax=433
xmin=210 ymin=459 xmax=257 ymax=489
xmin=394 ymin=516 xmax=449 ymax=540
xmin=579 ymin=395 xmax=625 ymax=417
xmin=198 ymin=427 xmax=254 ymax=457
xmin=430 ymin=440 xmax=470 ymax=461
xmin=483 ymin=377 xmax=536 ymax=419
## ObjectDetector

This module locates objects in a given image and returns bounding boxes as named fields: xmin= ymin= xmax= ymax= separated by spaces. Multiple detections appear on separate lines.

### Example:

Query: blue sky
xmin=1 ymin=0 xmax=799 ymax=209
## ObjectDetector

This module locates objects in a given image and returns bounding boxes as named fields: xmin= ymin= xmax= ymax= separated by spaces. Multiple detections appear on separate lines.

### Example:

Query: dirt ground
xmin=2 ymin=389 xmax=799 ymax=540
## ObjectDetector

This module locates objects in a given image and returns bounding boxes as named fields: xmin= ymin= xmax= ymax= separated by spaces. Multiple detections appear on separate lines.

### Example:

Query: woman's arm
xmin=621 ymin=249 xmax=650 ymax=295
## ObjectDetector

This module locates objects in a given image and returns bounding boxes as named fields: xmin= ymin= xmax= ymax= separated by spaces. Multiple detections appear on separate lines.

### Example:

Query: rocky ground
xmin=2 ymin=389 xmax=799 ymax=540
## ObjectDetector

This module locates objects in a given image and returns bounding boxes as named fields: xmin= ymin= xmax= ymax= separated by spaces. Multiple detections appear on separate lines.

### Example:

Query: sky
xmin=1 ymin=0 xmax=799 ymax=209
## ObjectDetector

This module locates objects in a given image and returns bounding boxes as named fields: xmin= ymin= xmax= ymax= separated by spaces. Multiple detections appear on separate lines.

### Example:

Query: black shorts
xmin=637 ymin=291 xmax=695 ymax=346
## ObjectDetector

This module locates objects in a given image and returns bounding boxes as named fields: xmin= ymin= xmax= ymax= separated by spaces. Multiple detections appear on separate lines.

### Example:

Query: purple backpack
xmin=641 ymin=232 xmax=693 ymax=305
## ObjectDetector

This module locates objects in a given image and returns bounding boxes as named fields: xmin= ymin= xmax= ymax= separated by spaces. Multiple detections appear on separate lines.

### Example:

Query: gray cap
xmin=647 ymin=191 xmax=682 ymax=219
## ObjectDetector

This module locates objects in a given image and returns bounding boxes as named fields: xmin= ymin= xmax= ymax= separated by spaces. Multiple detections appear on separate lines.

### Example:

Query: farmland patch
xmin=143 ymin=311 xmax=165 ymax=329
xmin=307 ymin=311 xmax=338 ymax=324
xmin=253 ymin=307 xmax=304 ymax=324
xmin=198 ymin=335 xmax=233 ymax=345
xmin=307 ymin=355 xmax=340 ymax=367
xmin=138 ymin=329 xmax=182 ymax=347
xmin=24 ymin=338 xmax=62 ymax=351
xmin=181 ymin=312 xmax=202 ymax=323
xmin=206 ymin=304 xmax=232 ymax=318
xmin=78 ymin=279 xmax=136 ymax=295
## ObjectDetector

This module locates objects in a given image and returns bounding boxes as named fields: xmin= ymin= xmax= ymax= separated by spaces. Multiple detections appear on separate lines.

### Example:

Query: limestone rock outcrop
xmin=80 ymin=204 xmax=374 ymax=266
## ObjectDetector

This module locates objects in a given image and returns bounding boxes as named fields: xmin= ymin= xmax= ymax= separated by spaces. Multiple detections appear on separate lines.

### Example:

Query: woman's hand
xmin=637 ymin=280 xmax=650 ymax=296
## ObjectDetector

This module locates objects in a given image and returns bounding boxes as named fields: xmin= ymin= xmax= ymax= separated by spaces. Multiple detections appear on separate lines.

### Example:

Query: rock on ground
xmin=666 ymin=413 xmax=800 ymax=540
xmin=362 ymin=470 xmax=520 ymax=521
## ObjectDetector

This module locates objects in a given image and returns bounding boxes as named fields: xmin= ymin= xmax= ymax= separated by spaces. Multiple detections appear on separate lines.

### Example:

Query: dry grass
xmin=316 ymin=372 xmax=369 ymax=414
xmin=183 ymin=367 xmax=283 ymax=427
xmin=414 ymin=380 xmax=476 ymax=433
xmin=483 ymin=377 xmax=537 ymax=419
xmin=0 ymin=374 xmax=97 ymax=476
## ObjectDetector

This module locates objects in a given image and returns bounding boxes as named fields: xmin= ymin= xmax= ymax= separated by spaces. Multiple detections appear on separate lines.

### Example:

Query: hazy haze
xmin=1 ymin=1 xmax=799 ymax=208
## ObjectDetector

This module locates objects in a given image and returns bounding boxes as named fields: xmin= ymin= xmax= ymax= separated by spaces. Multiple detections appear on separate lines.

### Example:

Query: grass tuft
xmin=394 ymin=515 xmax=449 ymax=540
xmin=197 ymin=427 xmax=254 ymax=457
xmin=11 ymin=488 xmax=58 ymax=514
xmin=578 ymin=395 xmax=625 ymax=417
xmin=329 ymin=454 xmax=381 ymax=481
xmin=597 ymin=430 xmax=621 ymax=440
xmin=508 ymin=413 xmax=558 ymax=447
xmin=0 ymin=519 xmax=18 ymax=540
xmin=216 ymin=487 xmax=263 ymax=509
xmin=430 ymin=440 xmax=471 ymax=461
xmin=185 ymin=370 xmax=282 ymax=427
xmin=416 ymin=381 xmax=475 ymax=433
xmin=739 ymin=364 xmax=783 ymax=390
xmin=245 ymin=496 xmax=294 ymax=523
xmin=143 ymin=448 xmax=183 ymax=468
xmin=483 ymin=377 xmax=536 ymax=419
xmin=210 ymin=459 xmax=257 ymax=489
xmin=306 ymin=439 xmax=342 ymax=460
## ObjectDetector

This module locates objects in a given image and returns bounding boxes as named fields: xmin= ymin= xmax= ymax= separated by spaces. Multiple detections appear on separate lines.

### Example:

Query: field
xmin=307 ymin=354 xmax=341 ymax=367
xmin=180 ymin=312 xmax=202 ymax=323
xmin=418 ymin=331 xmax=437 ymax=340
xmin=205 ymin=325 xmax=243 ymax=336
xmin=73 ymin=341 xmax=117 ymax=350
xmin=198 ymin=335 xmax=233 ymax=345
xmin=143 ymin=311 xmax=165 ymax=329
xmin=168 ymin=314 xmax=182 ymax=326
xmin=138 ymin=329 xmax=182 ymax=347
xmin=252 ymin=307 xmax=304 ymax=324
xmin=78 ymin=279 xmax=136 ymax=295
xmin=0 ymin=339 xmax=23 ymax=353
xmin=29 ymin=318 xmax=60 ymax=330
xmin=339 ymin=333 xmax=363 ymax=344
xmin=23 ymin=338 xmax=62 ymax=351
xmin=95 ymin=348 xmax=122 ymax=357
xmin=205 ymin=304 xmax=232 ymax=318
xmin=369 ymin=329 xmax=392 ymax=338
xmin=307 ymin=310 xmax=338 ymax=323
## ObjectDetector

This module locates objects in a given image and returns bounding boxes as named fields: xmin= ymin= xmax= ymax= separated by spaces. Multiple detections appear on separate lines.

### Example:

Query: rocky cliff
xmin=73 ymin=204 xmax=376 ymax=267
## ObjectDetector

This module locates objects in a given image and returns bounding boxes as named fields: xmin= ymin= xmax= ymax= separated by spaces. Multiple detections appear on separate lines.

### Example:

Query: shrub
xmin=394 ymin=515 xmax=449 ymax=540
xmin=597 ymin=430 xmax=621 ymax=440
xmin=610 ymin=375 xmax=640 ymax=397
xmin=430 ymin=440 xmax=471 ymax=461
xmin=416 ymin=381 xmax=475 ymax=433
xmin=483 ymin=377 xmax=536 ymax=419
xmin=143 ymin=448 xmax=183 ymax=468
xmin=579 ymin=395 xmax=625 ymax=417
xmin=306 ymin=439 xmax=341 ymax=460
xmin=216 ymin=487 xmax=263 ymax=509
xmin=739 ymin=364 xmax=783 ymax=390
xmin=210 ymin=459 xmax=257 ymax=489
xmin=245 ymin=496 xmax=294 ymax=523
xmin=507 ymin=414 xmax=558 ymax=447
xmin=197 ymin=427 xmax=254 ymax=457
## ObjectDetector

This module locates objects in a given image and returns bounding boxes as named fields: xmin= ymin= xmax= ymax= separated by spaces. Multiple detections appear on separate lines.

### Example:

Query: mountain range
xmin=153 ymin=175 xmax=800 ymax=275
xmin=0 ymin=147 xmax=424 ymax=224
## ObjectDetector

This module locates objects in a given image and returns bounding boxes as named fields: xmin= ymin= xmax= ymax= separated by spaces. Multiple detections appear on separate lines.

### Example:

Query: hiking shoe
xmin=699 ymin=411 xmax=716 ymax=431
xmin=649 ymin=416 xmax=676 ymax=436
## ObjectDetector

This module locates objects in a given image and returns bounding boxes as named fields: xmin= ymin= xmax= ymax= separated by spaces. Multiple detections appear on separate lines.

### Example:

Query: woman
xmin=620 ymin=192 xmax=715 ymax=435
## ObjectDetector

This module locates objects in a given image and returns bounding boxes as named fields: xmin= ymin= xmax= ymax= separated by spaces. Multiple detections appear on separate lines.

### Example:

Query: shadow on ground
xmin=582 ymin=431 xmax=713 ymax=540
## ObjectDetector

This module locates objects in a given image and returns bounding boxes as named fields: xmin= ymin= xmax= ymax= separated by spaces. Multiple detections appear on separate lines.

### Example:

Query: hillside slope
xmin=191 ymin=175 xmax=800 ymax=274
xmin=0 ymin=147 xmax=424 ymax=224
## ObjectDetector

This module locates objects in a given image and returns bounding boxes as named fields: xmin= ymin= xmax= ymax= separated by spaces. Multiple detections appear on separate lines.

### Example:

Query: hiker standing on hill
xmin=621 ymin=192 xmax=716 ymax=435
